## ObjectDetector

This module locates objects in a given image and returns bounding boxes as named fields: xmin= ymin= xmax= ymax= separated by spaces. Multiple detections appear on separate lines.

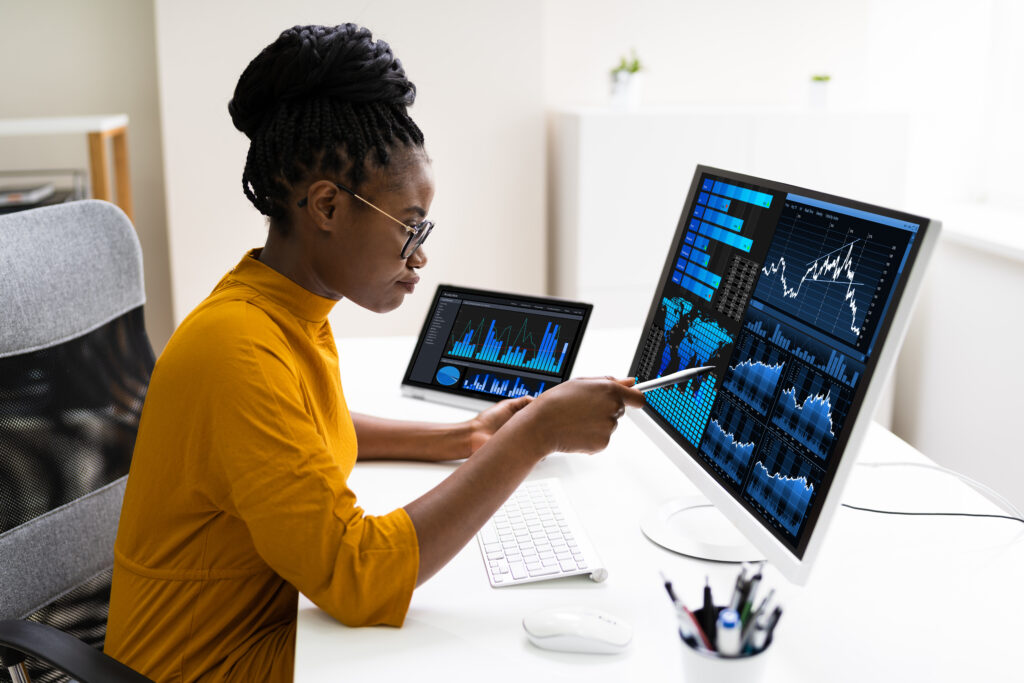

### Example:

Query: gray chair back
xmin=0 ymin=200 xmax=155 ymax=682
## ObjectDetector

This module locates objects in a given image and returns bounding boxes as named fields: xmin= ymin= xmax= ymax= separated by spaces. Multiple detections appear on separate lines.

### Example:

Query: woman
xmin=105 ymin=23 xmax=642 ymax=682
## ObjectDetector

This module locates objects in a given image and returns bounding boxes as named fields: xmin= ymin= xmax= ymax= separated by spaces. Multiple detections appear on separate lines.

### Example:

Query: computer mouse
xmin=522 ymin=606 xmax=632 ymax=654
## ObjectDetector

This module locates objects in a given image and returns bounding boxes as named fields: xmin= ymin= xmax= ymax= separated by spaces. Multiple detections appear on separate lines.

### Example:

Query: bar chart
xmin=461 ymin=371 xmax=546 ymax=399
xmin=669 ymin=176 xmax=776 ymax=303
xmin=444 ymin=306 xmax=580 ymax=376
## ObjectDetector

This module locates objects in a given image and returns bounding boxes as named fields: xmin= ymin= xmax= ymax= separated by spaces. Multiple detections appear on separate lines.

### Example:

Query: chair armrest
xmin=0 ymin=620 xmax=153 ymax=683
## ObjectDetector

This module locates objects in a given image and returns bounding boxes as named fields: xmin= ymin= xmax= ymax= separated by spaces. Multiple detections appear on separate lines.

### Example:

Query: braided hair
xmin=228 ymin=24 xmax=425 ymax=232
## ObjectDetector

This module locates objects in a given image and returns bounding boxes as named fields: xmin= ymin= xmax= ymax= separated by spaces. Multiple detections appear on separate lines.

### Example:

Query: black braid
xmin=228 ymin=24 xmax=425 ymax=232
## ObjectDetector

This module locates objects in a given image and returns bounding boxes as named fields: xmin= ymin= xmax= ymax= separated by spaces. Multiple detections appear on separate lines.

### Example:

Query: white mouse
xmin=522 ymin=606 xmax=632 ymax=654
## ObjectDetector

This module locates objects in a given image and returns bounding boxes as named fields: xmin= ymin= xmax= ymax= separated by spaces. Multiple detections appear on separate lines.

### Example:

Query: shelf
xmin=0 ymin=115 xmax=133 ymax=221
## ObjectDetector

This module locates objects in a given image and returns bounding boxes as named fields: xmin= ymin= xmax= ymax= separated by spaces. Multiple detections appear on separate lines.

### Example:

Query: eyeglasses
xmin=298 ymin=181 xmax=434 ymax=259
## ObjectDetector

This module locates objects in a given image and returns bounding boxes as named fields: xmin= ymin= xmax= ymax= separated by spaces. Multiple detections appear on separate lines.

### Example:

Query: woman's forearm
xmin=403 ymin=410 xmax=548 ymax=585
xmin=352 ymin=412 xmax=474 ymax=462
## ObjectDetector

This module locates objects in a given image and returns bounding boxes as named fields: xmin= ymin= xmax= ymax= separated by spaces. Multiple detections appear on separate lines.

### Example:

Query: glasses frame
xmin=298 ymin=181 xmax=433 ymax=259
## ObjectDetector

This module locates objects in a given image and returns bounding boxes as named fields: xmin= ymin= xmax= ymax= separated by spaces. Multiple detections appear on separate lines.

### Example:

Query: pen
xmin=660 ymin=572 xmax=713 ymax=651
xmin=764 ymin=606 xmax=783 ymax=645
xmin=740 ymin=565 xmax=762 ymax=627
xmin=634 ymin=366 xmax=715 ymax=392
xmin=728 ymin=566 xmax=748 ymax=611
xmin=701 ymin=576 xmax=717 ymax=646
xmin=746 ymin=611 xmax=770 ymax=654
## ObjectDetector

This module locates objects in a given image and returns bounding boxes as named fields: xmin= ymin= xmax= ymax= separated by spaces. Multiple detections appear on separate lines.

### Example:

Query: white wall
xmin=0 ymin=0 xmax=174 ymax=353
xmin=894 ymin=234 xmax=1024 ymax=510
xmin=153 ymin=0 xmax=546 ymax=338
xmin=542 ymin=0 xmax=1009 ymax=215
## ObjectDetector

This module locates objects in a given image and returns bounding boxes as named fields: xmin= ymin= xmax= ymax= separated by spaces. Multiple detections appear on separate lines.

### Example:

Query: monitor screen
xmin=629 ymin=166 xmax=936 ymax=566
xmin=403 ymin=285 xmax=592 ymax=406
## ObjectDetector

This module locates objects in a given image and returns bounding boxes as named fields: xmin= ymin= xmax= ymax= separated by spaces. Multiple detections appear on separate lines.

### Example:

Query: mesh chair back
xmin=0 ymin=200 xmax=155 ymax=682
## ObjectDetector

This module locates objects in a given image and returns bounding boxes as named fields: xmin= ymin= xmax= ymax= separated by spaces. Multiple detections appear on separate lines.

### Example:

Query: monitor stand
xmin=641 ymin=495 xmax=764 ymax=563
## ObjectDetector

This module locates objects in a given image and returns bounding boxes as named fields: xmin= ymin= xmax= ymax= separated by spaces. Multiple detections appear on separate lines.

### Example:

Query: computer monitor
xmin=627 ymin=165 xmax=940 ymax=584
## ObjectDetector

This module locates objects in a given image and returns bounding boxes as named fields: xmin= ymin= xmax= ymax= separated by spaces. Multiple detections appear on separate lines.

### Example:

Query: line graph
xmin=744 ymin=434 xmax=822 ymax=539
xmin=753 ymin=198 xmax=912 ymax=351
xmin=770 ymin=363 xmax=851 ymax=461
xmin=760 ymin=239 xmax=864 ymax=336
xmin=722 ymin=331 xmax=787 ymax=415
xmin=699 ymin=397 xmax=762 ymax=486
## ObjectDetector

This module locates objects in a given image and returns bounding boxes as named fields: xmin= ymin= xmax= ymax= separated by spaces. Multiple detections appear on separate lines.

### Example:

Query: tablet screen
xmin=403 ymin=285 xmax=592 ymax=403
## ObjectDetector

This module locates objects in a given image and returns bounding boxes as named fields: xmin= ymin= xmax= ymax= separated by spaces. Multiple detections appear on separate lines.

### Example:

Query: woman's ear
xmin=307 ymin=180 xmax=340 ymax=231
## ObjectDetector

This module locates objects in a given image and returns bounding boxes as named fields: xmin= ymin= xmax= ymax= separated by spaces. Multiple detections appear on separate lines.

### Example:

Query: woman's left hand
xmin=466 ymin=396 xmax=533 ymax=455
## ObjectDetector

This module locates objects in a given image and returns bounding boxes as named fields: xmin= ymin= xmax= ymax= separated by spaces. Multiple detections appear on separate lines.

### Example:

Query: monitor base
xmin=641 ymin=496 xmax=765 ymax=563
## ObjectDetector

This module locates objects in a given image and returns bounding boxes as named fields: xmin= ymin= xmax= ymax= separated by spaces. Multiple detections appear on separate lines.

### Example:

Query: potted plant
xmin=610 ymin=49 xmax=644 ymax=111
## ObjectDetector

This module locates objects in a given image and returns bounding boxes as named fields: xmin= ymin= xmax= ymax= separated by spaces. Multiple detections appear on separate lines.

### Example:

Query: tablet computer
xmin=401 ymin=285 xmax=593 ymax=411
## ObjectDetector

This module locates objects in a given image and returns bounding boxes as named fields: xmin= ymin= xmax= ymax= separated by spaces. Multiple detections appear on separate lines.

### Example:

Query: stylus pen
xmin=633 ymin=366 xmax=715 ymax=392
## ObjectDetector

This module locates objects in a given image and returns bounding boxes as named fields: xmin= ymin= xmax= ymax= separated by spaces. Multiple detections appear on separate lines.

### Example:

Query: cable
xmin=841 ymin=503 xmax=1024 ymax=525
xmin=856 ymin=460 xmax=1024 ymax=520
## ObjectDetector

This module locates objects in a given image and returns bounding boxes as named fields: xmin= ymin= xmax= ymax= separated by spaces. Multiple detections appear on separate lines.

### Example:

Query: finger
xmin=611 ymin=381 xmax=646 ymax=408
xmin=614 ymin=377 xmax=638 ymax=387
xmin=510 ymin=396 xmax=533 ymax=412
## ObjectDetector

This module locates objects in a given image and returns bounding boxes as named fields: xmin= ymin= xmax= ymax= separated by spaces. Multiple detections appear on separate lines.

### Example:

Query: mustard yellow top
xmin=105 ymin=251 xmax=419 ymax=682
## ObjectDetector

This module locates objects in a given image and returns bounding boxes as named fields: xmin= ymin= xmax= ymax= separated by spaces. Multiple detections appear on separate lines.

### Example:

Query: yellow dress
xmin=105 ymin=250 xmax=419 ymax=682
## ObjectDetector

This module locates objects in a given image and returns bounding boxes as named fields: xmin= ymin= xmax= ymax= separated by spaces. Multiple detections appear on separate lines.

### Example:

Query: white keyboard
xmin=476 ymin=477 xmax=607 ymax=587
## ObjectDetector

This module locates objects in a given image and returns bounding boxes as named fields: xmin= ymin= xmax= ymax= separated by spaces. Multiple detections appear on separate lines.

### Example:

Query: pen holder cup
xmin=680 ymin=606 xmax=773 ymax=683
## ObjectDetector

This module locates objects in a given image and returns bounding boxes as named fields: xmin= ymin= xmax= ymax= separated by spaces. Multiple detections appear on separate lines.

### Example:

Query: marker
xmin=701 ymin=576 xmax=717 ymax=645
xmin=634 ymin=366 xmax=715 ymax=392
xmin=764 ymin=606 xmax=783 ymax=643
xmin=740 ymin=566 xmax=762 ymax=627
xmin=728 ymin=566 xmax=748 ymax=611
xmin=660 ymin=572 xmax=713 ymax=651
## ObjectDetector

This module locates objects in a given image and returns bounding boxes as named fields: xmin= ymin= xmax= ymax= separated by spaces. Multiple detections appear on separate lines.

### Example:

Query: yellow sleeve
xmin=197 ymin=304 xmax=419 ymax=627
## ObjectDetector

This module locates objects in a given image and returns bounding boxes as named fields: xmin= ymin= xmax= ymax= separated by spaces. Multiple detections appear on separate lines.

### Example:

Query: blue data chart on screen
xmin=644 ymin=296 xmax=734 ymax=447
xmin=670 ymin=178 xmax=776 ymax=304
xmin=770 ymin=362 xmax=851 ymax=462
xmin=721 ymin=331 xmax=788 ymax=415
xmin=699 ymin=397 xmax=763 ymax=486
xmin=744 ymin=435 xmax=823 ymax=541
xmin=742 ymin=305 xmax=864 ymax=388
xmin=461 ymin=369 xmax=547 ymax=399
xmin=753 ymin=195 xmax=917 ymax=353
xmin=444 ymin=305 xmax=580 ymax=376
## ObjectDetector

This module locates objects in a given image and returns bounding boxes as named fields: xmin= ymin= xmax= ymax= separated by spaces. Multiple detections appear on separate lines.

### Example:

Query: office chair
xmin=0 ymin=200 xmax=155 ymax=683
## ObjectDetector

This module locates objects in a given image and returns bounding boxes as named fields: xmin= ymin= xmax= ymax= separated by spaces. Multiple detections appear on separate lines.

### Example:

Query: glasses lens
xmin=402 ymin=221 xmax=434 ymax=259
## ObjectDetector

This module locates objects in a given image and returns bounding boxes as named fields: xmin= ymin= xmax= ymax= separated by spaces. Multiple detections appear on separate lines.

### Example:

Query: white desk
xmin=295 ymin=330 xmax=1024 ymax=682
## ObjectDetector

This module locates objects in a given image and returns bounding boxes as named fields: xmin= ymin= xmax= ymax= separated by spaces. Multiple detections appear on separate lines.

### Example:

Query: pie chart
xmin=435 ymin=365 xmax=460 ymax=386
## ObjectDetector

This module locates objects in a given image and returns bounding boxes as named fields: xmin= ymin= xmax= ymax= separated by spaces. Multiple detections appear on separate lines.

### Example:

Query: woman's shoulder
xmin=162 ymin=289 xmax=293 ymax=371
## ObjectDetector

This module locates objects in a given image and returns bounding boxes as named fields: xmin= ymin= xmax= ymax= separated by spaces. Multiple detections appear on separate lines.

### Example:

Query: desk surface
xmin=296 ymin=330 xmax=1024 ymax=682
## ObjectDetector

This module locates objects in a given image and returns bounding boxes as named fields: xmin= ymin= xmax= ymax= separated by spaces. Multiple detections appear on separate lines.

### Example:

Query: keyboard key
xmin=528 ymin=565 xmax=560 ymax=577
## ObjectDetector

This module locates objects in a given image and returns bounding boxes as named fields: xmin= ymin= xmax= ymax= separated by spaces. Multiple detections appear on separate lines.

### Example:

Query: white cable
xmin=856 ymin=460 xmax=1024 ymax=520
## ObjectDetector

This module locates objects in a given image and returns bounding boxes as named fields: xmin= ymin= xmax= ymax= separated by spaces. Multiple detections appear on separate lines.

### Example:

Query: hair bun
xmin=228 ymin=23 xmax=416 ymax=139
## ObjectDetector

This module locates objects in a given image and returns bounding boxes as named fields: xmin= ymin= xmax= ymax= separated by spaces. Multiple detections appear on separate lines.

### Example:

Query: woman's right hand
xmin=516 ymin=377 xmax=646 ymax=455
